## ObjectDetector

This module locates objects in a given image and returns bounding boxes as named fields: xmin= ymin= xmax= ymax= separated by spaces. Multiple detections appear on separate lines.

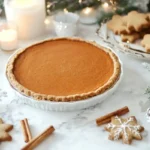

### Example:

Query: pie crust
xmin=6 ymin=38 xmax=121 ymax=102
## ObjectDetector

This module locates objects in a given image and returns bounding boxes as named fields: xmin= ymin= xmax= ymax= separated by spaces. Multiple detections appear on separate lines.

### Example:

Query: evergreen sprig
xmin=0 ymin=0 xmax=3 ymax=9
xmin=48 ymin=0 xmax=101 ymax=12
xmin=48 ymin=0 xmax=139 ymax=12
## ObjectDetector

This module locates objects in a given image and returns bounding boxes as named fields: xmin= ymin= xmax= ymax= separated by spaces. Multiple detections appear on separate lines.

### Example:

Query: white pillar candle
xmin=0 ymin=29 xmax=18 ymax=51
xmin=4 ymin=0 xmax=46 ymax=40
xmin=79 ymin=7 xmax=97 ymax=24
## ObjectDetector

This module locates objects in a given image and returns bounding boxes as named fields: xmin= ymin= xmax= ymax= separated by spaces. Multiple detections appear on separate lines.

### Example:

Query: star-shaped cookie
xmin=0 ymin=118 xmax=13 ymax=141
xmin=105 ymin=116 xmax=144 ymax=144
xmin=107 ymin=15 xmax=130 ymax=35
xmin=123 ymin=11 xmax=149 ymax=32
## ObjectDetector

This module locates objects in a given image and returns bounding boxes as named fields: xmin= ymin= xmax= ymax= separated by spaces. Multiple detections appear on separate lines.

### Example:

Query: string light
xmin=47 ymin=9 xmax=51 ymax=15
xmin=47 ymin=2 xmax=52 ymax=9
xmin=45 ymin=0 xmax=117 ymax=15
xmin=110 ymin=0 xmax=117 ymax=5
xmin=46 ymin=2 xmax=52 ymax=15
xmin=79 ymin=0 xmax=82 ymax=4
xmin=64 ymin=8 xmax=69 ymax=13
xmin=102 ymin=2 xmax=109 ymax=8
xmin=109 ymin=0 xmax=117 ymax=12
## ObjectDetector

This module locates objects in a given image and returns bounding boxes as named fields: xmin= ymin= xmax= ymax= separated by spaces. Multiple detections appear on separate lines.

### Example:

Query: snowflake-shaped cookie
xmin=0 ymin=118 xmax=13 ymax=141
xmin=105 ymin=116 xmax=144 ymax=144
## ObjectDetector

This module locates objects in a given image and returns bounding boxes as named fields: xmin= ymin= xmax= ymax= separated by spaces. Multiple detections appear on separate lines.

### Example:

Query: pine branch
xmin=97 ymin=6 xmax=140 ymax=24
xmin=48 ymin=0 xmax=101 ymax=12
xmin=0 ymin=0 xmax=3 ymax=8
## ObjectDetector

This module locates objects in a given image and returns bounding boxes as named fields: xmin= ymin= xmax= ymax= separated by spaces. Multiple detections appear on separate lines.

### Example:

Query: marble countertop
xmin=0 ymin=21 xmax=150 ymax=150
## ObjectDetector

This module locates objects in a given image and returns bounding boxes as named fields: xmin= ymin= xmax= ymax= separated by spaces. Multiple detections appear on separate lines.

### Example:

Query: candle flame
xmin=0 ymin=29 xmax=17 ymax=42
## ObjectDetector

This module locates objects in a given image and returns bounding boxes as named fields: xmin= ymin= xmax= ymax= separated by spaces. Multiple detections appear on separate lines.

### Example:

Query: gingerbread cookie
xmin=124 ymin=11 xmax=149 ymax=32
xmin=107 ymin=15 xmax=129 ymax=35
xmin=105 ymin=116 xmax=144 ymax=144
xmin=0 ymin=118 xmax=13 ymax=141
xmin=121 ymin=32 xmax=140 ymax=43
xmin=141 ymin=34 xmax=150 ymax=53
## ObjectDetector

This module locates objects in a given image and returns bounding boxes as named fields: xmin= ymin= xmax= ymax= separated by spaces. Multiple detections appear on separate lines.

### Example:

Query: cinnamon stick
xmin=24 ymin=118 xmax=32 ymax=142
xmin=96 ymin=118 xmax=111 ymax=126
xmin=96 ymin=106 xmax=129 ymax=126
xmin=20 ymin=120 xmax=28 ymax=143
xmin=21 ymin=126 xmax=55 ymax=150
xmin=20 ymin=119 xmax=32 ymax=143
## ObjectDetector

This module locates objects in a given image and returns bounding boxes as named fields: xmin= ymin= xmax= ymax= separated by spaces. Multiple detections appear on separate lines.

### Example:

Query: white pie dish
xmin=5 ymin=40 xmax=123 ymax=112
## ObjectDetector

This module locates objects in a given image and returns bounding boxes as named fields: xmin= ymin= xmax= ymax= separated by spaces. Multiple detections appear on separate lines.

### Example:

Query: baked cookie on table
xmin=105 ymin=116 xmax=144 ymax=144
xmin=0 ymin=118 xmax=13 ymax=142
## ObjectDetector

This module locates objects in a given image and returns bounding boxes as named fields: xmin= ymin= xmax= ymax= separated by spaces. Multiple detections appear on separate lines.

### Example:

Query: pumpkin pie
xmin=6 ymin=38 xmax=121 ymax=102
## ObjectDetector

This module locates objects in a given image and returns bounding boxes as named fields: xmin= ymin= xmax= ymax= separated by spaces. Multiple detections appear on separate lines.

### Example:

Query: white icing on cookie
xmin=106 ymin=116 xmax=143 ymax=142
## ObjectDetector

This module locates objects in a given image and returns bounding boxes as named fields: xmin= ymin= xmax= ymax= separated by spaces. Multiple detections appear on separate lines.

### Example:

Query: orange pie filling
xmin=7 ymin=38 xmax=121 ymax=101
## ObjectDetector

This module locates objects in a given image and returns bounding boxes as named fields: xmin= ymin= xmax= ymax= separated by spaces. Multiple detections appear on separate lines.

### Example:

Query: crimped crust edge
xmin=6 ymin=37 xmax=121 ymax=102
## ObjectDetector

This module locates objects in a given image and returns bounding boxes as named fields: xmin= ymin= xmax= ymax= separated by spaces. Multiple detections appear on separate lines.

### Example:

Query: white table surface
xmin=0 ymin=18 xmax=150 ymax=150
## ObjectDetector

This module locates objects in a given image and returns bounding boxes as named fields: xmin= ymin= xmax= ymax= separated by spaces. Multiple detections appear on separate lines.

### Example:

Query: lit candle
xmin=4 ymin=0 xmax=46 ymax=40
xmin=79 ymin=7 xmax=97 ymax=24
xmin=0 ymin=29 xmax=18 ymax=51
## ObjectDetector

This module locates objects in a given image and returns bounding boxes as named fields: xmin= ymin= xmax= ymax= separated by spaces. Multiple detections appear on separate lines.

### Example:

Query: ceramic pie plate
xmin=96 ymin=24 xmax=150 ymax=60
xmin=5 ymin=39 xmax=123 ymax=112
